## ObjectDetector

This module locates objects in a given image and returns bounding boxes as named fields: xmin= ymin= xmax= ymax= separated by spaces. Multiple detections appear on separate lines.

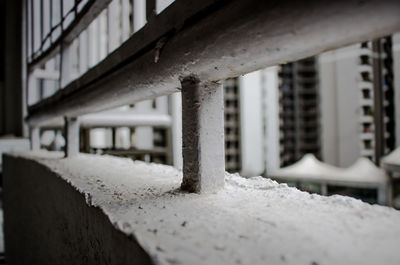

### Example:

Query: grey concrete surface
xmin=181 ymin=77 xmax=225 ymax=193
xmin=3 ymin=154 xmax=152 ymax=265
xmin=3 ymin=152 xmax=400 ymax=265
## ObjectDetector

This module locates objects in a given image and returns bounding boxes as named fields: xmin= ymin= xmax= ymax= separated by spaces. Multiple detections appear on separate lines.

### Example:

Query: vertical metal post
xmin=81 ymin=128 xmax=91 ymax=153
xmin=49 ymin=0 xmax=52 ymax=44
xmin=60 ymin=0 xmax=64 ymax=31
xmin=58 ymin=0 xmax=65 ymax=89
xmin=64 ymin=117 xmax=79 ymax=157
xmin=165 ymin=127 xmax=172 ymax=165
xmin=321 ymin=183 xmax=328 ymax=196
xmin=121 ymin=0 xmax=130 ymax=41
xmin=22 ymin=0 xmax=29 ymax=137
xmin=30 ymin=127 xmax=40 ymax=150
xmin=111 ymin=127 xmax=116 ymax=150
xmin=181 ymin=76 xmax=225 ymax=193
xmin=60 ymin=42 xmax=71 ymax=87
xmin=74 ymin=0 xmax=78 ymax=16
xmin=377 ymin=183 xmax=387 ymax=205
xmin=372 ymin=40 xmax=384 ymax=165
xmin=40 ymin=0 xmax=43 ymax=51
xmin=146 ymin=0 xmax=156 ymax=23
xmin=133 ymin=0 xmax=146 ymax=33
xmin=386 ymin=174 xmax=393 ymax=207
xmin=30 ymin=0 xmax=34 ymax=57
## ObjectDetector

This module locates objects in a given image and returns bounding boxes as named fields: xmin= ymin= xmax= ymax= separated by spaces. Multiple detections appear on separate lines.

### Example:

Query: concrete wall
xmin=3 ymin=154 xmax=152 ymax=265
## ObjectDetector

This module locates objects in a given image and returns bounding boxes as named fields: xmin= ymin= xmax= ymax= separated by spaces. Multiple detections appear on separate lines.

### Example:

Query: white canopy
xmin=270 ymin=154 xmax=387 ymax=186
xmin=342 ymin=157 xmax=387 ymax=184
xmin=270 ymin=154 xmax=343 ymax=180
xmin=381 ymin=146 xmax=400 ymax=172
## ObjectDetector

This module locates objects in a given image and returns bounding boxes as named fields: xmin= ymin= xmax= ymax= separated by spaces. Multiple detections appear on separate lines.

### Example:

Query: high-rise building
xmin=223 ymin=78 xmax=242 ymax=172
xmin=278 ymin=57 xmax=320 ymax=166
xmin=319 ymin=35 xmax=400 ymax=167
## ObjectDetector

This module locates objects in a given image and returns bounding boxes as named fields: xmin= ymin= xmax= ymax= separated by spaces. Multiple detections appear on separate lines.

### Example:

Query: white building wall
xmin=319 ymin=45 xmax=362 ymax=167
xmin=170 ymin=92 xmax=183 ymax=170
xmin=239 ymin=71 xmax=264 ymax=177
xmin=133 ymin=0 xmax=146 ymax=33
xmin=262 ymin=67 xmax=280 ymax=173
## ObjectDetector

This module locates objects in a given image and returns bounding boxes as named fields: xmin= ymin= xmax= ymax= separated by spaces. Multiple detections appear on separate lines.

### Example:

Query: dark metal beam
xmin=146 ymin=0 xmax=156 ymax=22
xmin=3 ymin=0 xmax=24 ymax=136
xmin=27 ymin=0 xmax=400 ymax=126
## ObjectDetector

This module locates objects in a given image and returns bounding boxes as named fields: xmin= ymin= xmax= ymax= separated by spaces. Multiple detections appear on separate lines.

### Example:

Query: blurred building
xmin=233 ymin=34 xmax=400 ymax=176
xmin=278 ymin=57 xmax=320 ymax=167
xmin=319 ymin=35 xmax=399 ymax=167
xmin=223 ymin=78 xmax=242 ymax=172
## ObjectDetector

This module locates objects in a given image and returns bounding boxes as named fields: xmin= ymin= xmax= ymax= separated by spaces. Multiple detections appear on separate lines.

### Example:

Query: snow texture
xmin=15 ymin=151 xmax=400 ymax=265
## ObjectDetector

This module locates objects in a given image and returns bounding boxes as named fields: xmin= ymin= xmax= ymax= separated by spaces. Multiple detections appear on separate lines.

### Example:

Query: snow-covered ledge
xmin=3 ymin=151 xmax=400 ymax=265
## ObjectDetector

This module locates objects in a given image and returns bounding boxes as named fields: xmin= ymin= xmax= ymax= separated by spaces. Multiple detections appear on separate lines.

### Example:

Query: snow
xmin=14 ymin=151 xmax=400 ymax=265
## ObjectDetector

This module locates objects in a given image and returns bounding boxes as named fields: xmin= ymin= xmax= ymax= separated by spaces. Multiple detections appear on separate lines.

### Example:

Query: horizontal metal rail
xmin=27 ymin=0 xmax=400 ymax=126
xmin=41 ymin=113 xmax=172 ymax=129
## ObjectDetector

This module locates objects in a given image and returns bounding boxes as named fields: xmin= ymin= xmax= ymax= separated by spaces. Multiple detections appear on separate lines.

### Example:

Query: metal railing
xmin=25 ymin=0 xmax=400 ymax=192
xmin=27 ymin=0 xmax=113 ymax=68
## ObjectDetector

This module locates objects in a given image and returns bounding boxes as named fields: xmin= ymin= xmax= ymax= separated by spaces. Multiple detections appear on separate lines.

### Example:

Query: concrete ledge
xmin=3 ymin=151 xmax=400 ymax=265
xmin=3 ymin=153 xmax=152 ymax=265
